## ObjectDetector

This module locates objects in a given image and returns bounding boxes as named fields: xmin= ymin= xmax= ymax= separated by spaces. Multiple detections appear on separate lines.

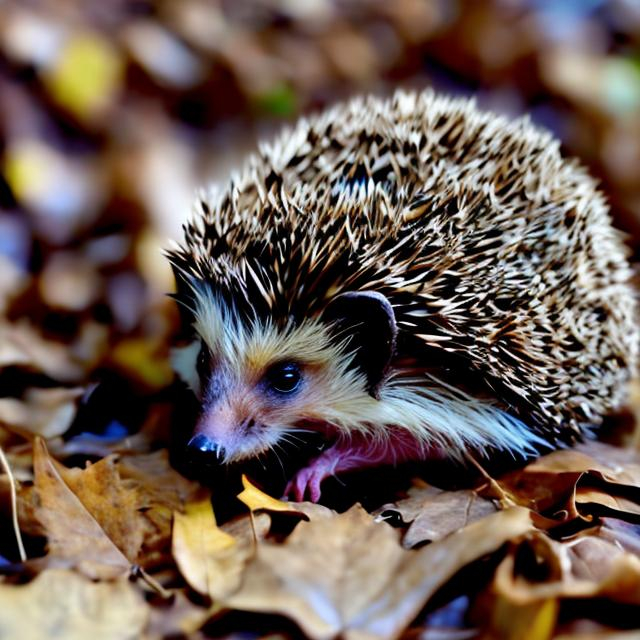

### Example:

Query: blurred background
xmin=0 ymin=0 xmax=639 ymax=448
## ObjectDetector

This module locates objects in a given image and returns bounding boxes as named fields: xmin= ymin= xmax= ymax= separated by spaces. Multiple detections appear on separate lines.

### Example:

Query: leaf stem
xmin=130 ymin=564 xmax=173 ymax=599
xmin=0 ymin=445 xmax=27 ymax=562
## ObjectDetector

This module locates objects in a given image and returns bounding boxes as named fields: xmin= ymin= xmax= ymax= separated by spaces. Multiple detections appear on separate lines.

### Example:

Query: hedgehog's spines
xmin=169 ymin=89 xmax=638 ymax=450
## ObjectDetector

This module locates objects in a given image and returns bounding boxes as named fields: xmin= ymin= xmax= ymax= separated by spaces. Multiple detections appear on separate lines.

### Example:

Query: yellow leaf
xmin=110 ymin=338 xmax=174 ymax=389
xmin=3 ymin=140 xmax=52 ymax=204
xmin=238 ymin=475 xmax=290 ymax=512
xmin=526 ymin=599 xmax=558 ymax=640
xmin=238 ymin=475 xmax=333 ymax=520
xmin=172 ymin=496 xmax=248 ymax=599
xmin=491 ymin=596 xmax=557 ymax=640
xmin=44 ymin=32 xmax=123 ymax=123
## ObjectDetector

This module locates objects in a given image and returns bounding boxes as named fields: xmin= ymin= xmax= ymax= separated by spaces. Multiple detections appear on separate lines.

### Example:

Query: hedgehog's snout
xmin=185 ymin=433 xmax=225 ymax=467
xmin=193 ymin=395 xmax=256 ymax=463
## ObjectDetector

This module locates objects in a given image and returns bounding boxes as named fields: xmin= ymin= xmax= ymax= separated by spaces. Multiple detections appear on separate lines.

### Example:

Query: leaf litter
xmin=8 ymin=425 xmax=640 ymax=639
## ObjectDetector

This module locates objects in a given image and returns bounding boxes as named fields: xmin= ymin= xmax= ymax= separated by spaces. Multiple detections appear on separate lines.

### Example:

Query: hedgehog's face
xmin=171 ymin=289 xmax=397 ymax=465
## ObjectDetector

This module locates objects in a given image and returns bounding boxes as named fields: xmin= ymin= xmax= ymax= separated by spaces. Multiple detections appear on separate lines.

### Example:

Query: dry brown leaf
xmin=405 ymin=490 xmax=497 ymax=548
xmin=495 ymin=444 xmax=640 ymax=530
xmin=0 ymin=387 xmax=84 ymax=439
xmin=0 ymin=320 xmax=85 ymax=381
xmin=348 ymin=507 xmax=534 ymax=640
xmin=575 ymin=485 xmax=640 ymax=521
xmin=118 ymin=450 xmax=201 ymax=553
xmin=10 ymin=479 xmax=44 ymax=537
xmin=575 ymin=441 xmax=640 ymax=485
xmin=224 ymin=504 xmax=403 ymax=640
xmin=377 ymin=483 xmax=497 ymax=548
xmin=118 ymin=450 xmax=202 ymax=509
xmin=528 ymin=442 xmax=640 ymax=486
xmin=491 ymin=530 xmax=640 ymax=606
xmin=39 ymin=251 xmax=101 ymax=311
xmin=173 ymin=495 xmax=256 ymax=599
xmin=221 ymin=510 xmax=271 ymax=545
xmin=569 ymin=535 xmax=627 ymax=583
xmin=523 ymin=448 xmax=614 ymax=475
xmin=32 ymin=438 xmax=132 ymax=578
xmin=496 ymin=466 xmax=586 ymax=518
xmin=56 ymin=454 xmax=148 ymax=562
xmin=23 ymin=447 xmax=191 ymax=560
xmin=225 ymin=503 xmax=533 ymax=640
xmin=0 ymin=568 xmax=149 ymax=640
xmin=320 ymin=28 xmax=377 ymax=81
xmin=375 ymin=481 xmax=443 ymax=522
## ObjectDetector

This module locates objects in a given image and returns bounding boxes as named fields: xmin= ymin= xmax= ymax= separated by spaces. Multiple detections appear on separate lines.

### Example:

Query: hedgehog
xmin=168 ymin=89 xmax=638 ymax=502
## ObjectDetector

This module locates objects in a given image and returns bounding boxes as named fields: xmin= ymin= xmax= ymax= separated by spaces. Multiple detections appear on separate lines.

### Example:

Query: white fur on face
xmin=170 ymin=290 xmax=549 ymax=463
xmin=185 ymin=290 xmax=373 ymax=461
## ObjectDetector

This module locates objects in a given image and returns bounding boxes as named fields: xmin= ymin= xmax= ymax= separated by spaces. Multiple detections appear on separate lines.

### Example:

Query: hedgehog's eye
xmin=265 ymin=362 xmax=301 ymax=395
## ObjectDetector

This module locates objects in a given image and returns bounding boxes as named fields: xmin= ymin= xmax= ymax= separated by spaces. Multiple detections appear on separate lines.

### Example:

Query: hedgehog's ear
xmin=322 ymin=291 xmax=397 ymax=398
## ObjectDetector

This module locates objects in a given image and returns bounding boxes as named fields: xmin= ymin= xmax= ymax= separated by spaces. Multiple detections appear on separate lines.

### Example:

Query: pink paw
xmin=284 ymin=459 xmax=333 ymax=502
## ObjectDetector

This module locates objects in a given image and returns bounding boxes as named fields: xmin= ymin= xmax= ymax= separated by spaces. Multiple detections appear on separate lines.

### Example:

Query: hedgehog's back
xmin=175 ymin=90 xmax=638 ymax=440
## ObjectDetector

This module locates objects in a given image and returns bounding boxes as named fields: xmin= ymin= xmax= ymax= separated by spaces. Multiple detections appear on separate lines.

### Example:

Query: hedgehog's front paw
xmin=284 ymin=455 xmax=336 ymax=502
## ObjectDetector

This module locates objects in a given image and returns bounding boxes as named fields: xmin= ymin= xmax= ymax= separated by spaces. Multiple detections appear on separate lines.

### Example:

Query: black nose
xmin=185 ymin=434 xmax=225 ymax=466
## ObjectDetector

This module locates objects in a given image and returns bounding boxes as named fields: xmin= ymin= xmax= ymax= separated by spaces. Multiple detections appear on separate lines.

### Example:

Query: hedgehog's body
xmin=169 ymin=90 xmax=638 ymax=501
